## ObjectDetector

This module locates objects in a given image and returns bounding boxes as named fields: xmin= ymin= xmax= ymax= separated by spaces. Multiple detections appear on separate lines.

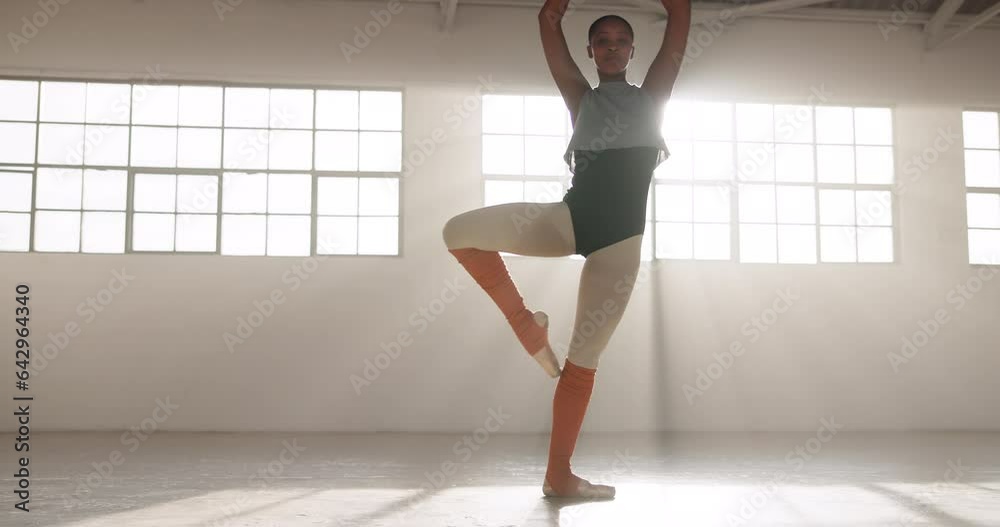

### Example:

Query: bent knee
xmin=442 ymin=215 xmax=466 ymax=248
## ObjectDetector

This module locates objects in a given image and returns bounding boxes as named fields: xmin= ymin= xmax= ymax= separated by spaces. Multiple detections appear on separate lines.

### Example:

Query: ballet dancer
xmin=442 ymin=0 xmax=690 ymax=499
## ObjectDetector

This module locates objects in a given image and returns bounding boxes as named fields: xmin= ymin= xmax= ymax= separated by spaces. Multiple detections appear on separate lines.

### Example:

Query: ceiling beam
xmin=928 ymin=0 xmax=1000 ymax=49
xmin=641 ymin=4 xmax=1000 ymax=29
xmin=924 ymin=0 xmax=965 ymax=45
xmin=689 ymin=0 xmax=834 ymax=25
xmin=440 ymin=0 xmax=458 ymax=32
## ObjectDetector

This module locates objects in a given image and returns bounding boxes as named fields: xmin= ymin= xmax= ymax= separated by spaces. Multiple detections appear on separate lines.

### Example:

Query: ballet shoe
xmin=529 ymin=311 xmax=561 ymax=378
xmin=542 ymin=474 xmax=615 ymax=500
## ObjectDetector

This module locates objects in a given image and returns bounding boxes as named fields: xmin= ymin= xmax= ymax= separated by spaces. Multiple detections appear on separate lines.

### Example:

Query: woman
xmin=442 ymin=0 xmax=690 ymax=499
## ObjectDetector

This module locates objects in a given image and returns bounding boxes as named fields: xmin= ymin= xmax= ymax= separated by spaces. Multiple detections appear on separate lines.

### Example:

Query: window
xmin=657 ymin=101 xmax=896 ymax=263
xmin=962 ymin=110 xmax=1000 ymax=265
xmin=0 ymin=78 xmax=402 ymax=255
xmin=657 ymin=101 xmax=735 ymax=260
xmin=481 ymin=94 xmax=655 ymax=261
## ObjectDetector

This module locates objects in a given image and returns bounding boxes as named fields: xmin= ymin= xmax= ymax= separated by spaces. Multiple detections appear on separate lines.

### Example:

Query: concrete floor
xmin=1 ymin=431 xmax=998 ymax=527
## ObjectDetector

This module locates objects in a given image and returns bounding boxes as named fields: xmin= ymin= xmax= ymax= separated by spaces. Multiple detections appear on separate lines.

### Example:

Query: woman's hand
xmin=539 ymin=0 xmax=572 ymax=22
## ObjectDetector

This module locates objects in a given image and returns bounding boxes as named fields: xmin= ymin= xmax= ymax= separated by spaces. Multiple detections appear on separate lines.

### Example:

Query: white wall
xmin=1 ymin=0 xmax=999 ymax=432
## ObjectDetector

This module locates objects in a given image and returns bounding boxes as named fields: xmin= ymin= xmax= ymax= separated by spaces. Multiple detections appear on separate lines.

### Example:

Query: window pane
xmin=315 ymin=131 xmax=358 ymax=171
xmin=268 ymin=173 xmax=312 ymax=214
xmin=964 ymin=150 xmax=1000 ymax=188
xmin=656 ymin=222 xmax=692 ymax=259
xmin=134 ymin=173 xmax=176 ymax=213
xmin=694 ymin=223 xmax=729 ymax=260
xmin=0 ymin=172 xmax=33 ymax=212
xmin=84 ymin=124 xmax=129 ymax=166
xmin=0 ymin=213 xmax=31 ymax=251
xmin=774 ymin=105 xmax=813 ymax=143
xmin=131 ymin=127 xmax=178 ymax=167
xmin=81 ymin=211 xmax=125 ymax=253
xmin=525 ymin=180 xmax=563 ymax=203
xmin=524 ymin=135 xmax=566 ymax=176
xmin=819 ymin=189 xmax=855 ymax=225
xmin=83 ymin=169 xmax=127 ymax=211
xmin=962 ymin=111 xmax=999 ymax=149
xmin=179 ymin=86 xmax=223 ymax=127
xmin=0 ymin=80 xmax=38 ymax=121
xmin=222 ymin=214 xmax=266 ymax=255
xmin=856 ymin=191 xmax=893 ymax=227
xmin=858 ymin=226 xmax=893 ymax=262
xmin=359 ymin=177 xmax=399 ymax=216
xmin=178 ymin=128 xmax=222 ymax=168
xmin=778 ymin=224 xmax=816 ymax=263
xmin=0 ymin=123 xmax=36 ymax=164
xmin=775 ymin=144 xmax=814 ymax=182
xmin=176 ymin=214 xmax=217 ymax=252
xmin=776 ymin=186 xmax=815 ymax=224
xmin=176 ymin=175 xmax=219 ymax=214
xmin=662 ymin=100 xmax=693 ymax=140
xmin=817 ymin=145 xmax=854 ymax=184
xmin=317 ymin=216 xmax=357 ymax=254
xmin=483 ymin=135 xmax=523 ymax=175
xmin=358 ymin=216 xmax=398 ymax=255
xmin=37 ymin=123 xmax=82 ymax=165
xmin=40 ymin=82 xmax=86 ymax=122
xmin=525 ymin=96 xmax=568 ymax=135
xmin=736 ymin=142 xmax=775 ymax=182
xmin=691 ymin=102 xmax=731 ymax=141
xmin=820 ymin=226 xmax=856 ymax=262
xmin=485 ymin=180 xmax=523 ymax=206
xmin=133 ymin=213 xmax=174 ymax=251
xmin=34 ymin=210 xmax=81 ymax=252
xmin=815 ymin=106 xmax=853 ymax=144
xmin=86 ymin=83 xmax=131 ymax=124
xmin=223 ymin=128 xmax=269 ymax=170
xmin=694 ymin=141 xmax=733 ymax=180
xmin=657 ymin=140 xmax=692 ymax=180
xmin=739 ymin=224 xmax=776 ymax=263
xmin=967 ymin=193 xmax=1000 ymax=228
xmin=359 ymin=131 xmax=401 ymax=172
xmin=225 ymin=87 xmax=269 ymax=128
xmin=131 ymin=85 xmax=178 ymax=126
xmin=267 ymin=215 xmax=311 ymax=256
xmin=318 ymin=177 xmax=358 ymax=215
xmin=693 ymin=185 xmax=729 ymax=222
xmin=641 ymin=221 xmax=653 ymax=261
xmin=222 ymin=173 xmax=267 ymax=213
xmin=269 ymin=88 xmax=314 ymax=129
xmin=738 ymin=184 xmax=775 ymax=223
xmin=735 ymin=103 xmax=773 ymax=142
xmin=36 ymin=168 xmax=82 ymax=210
xmin=656 ymin=184 xmax=691 ymax=222
xmin=855 ymin=146 xmax=893 ymax=184
xmin=483 ymin=95 xmax=523 ymax=135
xmin=854 ymin=107 xmax=893 ymax=145
xmin=360 ymin=91 xmax=402 ymax=131
xmin=316 ymin=90 xmax=359 ymax=130
xmin=969 ymin=229 xmax=1000 ymax=264
xmin=269 ymin=130 xmax=313 ymax=170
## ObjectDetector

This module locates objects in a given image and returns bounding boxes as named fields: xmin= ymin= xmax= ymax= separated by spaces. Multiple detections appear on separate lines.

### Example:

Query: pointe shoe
xmin=542 ymin=476 xmax=615 ymax=500
xmin=530 ymin=311 xmax=561 ymax=378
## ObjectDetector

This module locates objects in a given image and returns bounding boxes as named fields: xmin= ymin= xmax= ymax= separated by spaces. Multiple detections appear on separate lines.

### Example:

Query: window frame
xmin=0 ymin=75 xmax=405 ymax=257
xmin=962 ymin=107 xmax=1000 ymax=268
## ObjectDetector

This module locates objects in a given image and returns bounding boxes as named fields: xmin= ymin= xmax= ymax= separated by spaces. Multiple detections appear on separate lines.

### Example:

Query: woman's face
xmin=588 ymin=21 xmax=634 ymax=75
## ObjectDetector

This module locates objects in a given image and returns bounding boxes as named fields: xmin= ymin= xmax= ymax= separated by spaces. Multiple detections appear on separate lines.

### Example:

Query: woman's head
xmin=587 ymin=15 xmax=634 ymax=77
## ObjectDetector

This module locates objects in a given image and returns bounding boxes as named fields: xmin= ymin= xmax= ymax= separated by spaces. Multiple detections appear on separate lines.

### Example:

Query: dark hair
xmin=587 ymin=15 xmax=634 ymax=44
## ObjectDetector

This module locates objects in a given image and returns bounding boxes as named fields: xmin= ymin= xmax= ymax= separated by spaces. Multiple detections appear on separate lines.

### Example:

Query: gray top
xmin=563 ymin=80 xmax=670 ymax=174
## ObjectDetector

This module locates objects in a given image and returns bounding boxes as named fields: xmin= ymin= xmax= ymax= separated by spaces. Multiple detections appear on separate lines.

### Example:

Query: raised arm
xmin=538 ymin=0 xmax=591 ymax=125
xmin=640 ymin=0 xmax=691 ymax=108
